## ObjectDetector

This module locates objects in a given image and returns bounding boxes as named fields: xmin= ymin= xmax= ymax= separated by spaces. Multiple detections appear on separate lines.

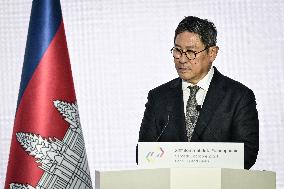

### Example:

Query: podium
xmin=95 ymin=168 xmax=276 ymax=189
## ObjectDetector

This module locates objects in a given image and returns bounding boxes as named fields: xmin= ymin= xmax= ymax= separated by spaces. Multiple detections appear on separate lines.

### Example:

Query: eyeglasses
xmin=170 ymin=46 xmax=209 ymax=60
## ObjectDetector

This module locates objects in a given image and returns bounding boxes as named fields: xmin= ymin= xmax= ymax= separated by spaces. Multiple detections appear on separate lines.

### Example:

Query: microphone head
xmin=166 ymin=104 xmax=173 ymax=112
xmin=196 ymin=105 xmax=202 ymax=111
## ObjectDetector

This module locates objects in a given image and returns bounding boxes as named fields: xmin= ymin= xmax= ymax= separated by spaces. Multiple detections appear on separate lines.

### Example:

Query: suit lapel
xmin=191 ymin=67 xmax=226 ymax=141
xmin=168 ymin=78 xmax=188 ymax=141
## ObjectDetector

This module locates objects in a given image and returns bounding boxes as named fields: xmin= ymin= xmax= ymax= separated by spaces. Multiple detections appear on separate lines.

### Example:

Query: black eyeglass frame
xmin=170 ymin=46 xmax=210 ymax=60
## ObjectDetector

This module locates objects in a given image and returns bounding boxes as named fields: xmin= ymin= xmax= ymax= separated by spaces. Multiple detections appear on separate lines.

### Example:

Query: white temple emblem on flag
xmin=10 ymin=100 xmax=93 ymax=189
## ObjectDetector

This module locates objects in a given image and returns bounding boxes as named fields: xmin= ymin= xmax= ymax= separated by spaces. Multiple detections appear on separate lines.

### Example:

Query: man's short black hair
xmin=174 ymin=16 xmax=217 ymax=48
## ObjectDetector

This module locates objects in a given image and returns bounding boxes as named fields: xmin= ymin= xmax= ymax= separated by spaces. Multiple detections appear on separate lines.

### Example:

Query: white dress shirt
xmin=182 ymin=66 xmax=214 ymax=113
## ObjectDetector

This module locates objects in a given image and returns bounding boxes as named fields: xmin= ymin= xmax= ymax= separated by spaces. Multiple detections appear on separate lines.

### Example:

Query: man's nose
xmin=179 ymin=53 xmax=189 ymax=64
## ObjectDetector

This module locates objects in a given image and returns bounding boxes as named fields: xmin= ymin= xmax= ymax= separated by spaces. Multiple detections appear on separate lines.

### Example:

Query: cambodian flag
xmin=5 ymin=1 xmax=93 ymax=188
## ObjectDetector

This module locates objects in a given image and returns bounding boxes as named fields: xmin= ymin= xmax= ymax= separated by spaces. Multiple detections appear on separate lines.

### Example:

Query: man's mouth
xmin=178 ymin=67 xmax=191 ymax=73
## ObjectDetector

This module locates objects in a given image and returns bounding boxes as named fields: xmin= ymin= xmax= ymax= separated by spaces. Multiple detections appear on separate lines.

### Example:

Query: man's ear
xmin=209 ymin=46 xmax=219 ymax=63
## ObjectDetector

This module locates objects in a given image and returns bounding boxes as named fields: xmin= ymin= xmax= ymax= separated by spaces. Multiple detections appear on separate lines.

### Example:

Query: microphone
xmin=155 ymin=104 xmax=173 ymax=142
xmin=192 ymin=105 xmax=202 ymax=141
xmin=192 ymin=126 xmax=202 ymax=141
xmin=196 ymin=105 xmax=202 ymax=111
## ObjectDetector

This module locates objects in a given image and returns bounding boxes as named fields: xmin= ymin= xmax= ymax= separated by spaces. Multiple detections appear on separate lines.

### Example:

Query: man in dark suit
xmin=138 ymin=16 xmax=259 ymax=169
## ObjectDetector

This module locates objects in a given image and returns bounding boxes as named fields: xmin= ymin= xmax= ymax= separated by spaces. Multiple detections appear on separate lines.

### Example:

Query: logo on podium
xmin=146 ymin=146 xmax=165 ymax=162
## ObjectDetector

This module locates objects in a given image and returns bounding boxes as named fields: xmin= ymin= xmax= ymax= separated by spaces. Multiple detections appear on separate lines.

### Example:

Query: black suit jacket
xmin=138 ymin=67 xmax=259 ymax=169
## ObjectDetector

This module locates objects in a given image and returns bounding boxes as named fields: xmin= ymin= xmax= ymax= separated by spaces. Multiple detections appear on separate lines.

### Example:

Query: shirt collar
xmin=182 ymin=66 xmax=214 ymax=91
